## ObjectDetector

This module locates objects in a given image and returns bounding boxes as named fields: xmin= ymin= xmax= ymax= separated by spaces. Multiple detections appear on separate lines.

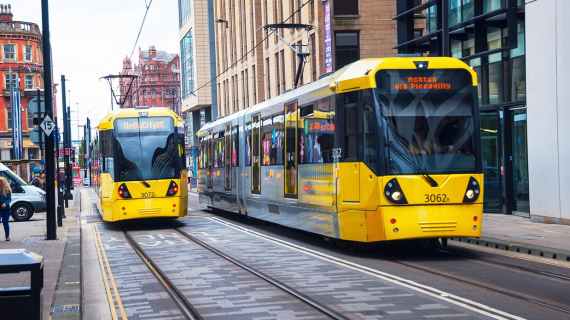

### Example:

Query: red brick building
xmin=120 ymin=46 xmax=181 ymax=113
xmin=0 ymin=4 xmax=44 ymax=160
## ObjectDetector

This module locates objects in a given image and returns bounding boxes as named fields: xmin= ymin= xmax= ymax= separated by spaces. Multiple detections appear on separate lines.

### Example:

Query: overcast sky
xmin=14 ymin=0 xmax=180 ymax=141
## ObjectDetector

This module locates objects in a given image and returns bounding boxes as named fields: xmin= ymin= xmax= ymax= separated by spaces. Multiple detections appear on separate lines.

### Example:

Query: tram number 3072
xmin=424 ymin=194 xmax=450 ymax=203
xmin=141 ymin=192 xmax=155 ymax=198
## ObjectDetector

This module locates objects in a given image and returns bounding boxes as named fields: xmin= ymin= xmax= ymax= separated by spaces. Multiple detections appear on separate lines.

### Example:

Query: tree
xmin=78 ymin=140 xmax=85 ymax=168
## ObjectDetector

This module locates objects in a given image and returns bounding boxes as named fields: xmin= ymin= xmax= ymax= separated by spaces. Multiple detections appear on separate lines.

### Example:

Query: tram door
xmin=224 ymin=124 xmax=232 ymax=191
xmin=284 ymin=102 xmax=298 ymax=198
xmin=207 ymin=131 xmax=213 ymax=189
xmin=251 ymin=115 xmax=261 ymax=194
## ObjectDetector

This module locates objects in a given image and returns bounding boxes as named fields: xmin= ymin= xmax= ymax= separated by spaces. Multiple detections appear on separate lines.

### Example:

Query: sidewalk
xmin=0 ymin=187 xmax=81 ymax=320
xmin=451 ymin=213 xmax=570 ymax=262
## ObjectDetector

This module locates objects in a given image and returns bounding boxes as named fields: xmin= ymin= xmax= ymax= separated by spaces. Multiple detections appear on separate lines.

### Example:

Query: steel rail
xmin=122 ymin=227 xmax=201 ymax=320
xmin=173 ymin=227 xmax=346 ymax=320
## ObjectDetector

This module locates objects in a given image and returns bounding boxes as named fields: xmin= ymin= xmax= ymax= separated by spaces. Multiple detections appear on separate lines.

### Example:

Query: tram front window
xmin=376 ymin=69 xmax=478 ymax=175
xmin=115 ymin=117 xmax=178 ymax=181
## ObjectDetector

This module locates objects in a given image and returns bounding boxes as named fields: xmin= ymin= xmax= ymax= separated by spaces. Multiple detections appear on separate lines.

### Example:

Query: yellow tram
xmin=197 ymin=57 xmax=483 ymax=243
xmin=94 ymin=107 xmax=188 ymax=221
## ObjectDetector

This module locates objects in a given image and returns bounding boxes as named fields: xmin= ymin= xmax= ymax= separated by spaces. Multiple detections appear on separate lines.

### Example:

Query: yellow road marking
xmin=91 ymin=224 xmax=118 ymax=320
xmin=452 ymin=241 xmax=570 ymax=269
xmin=94 ymin=221 xmax=128 ymax=319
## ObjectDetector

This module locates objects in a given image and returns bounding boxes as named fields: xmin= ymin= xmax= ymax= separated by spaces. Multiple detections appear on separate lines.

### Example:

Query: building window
xmin=7 ymin=108 xmax=12 ymax=130
xmin=4 ymin=75 xmax=10 ymax=89
xmin=27 ymin=107 xmax=34 ymax=129
xmin=151 ymin=77 xmax=155 ymax=82
xmin=3 ymin=44 xmax=15 ymax=60
xmin=144 ymin=91 xmax=147 ymax=98
xmin=150 ymin=65 xmax=154 ymax=71
xmin=164 ymin=77 xmax=167 ymax=81
xmin=172 ymin=76 xmax=176 ymax=81
xmin=179 ymin=0 xmax=191 ymax=27
xmin=165 ymin=91 xmax=170 ymax=98
xmin=180 ymin=29 xmax=195 ymax=99
xmin=427 ymin=4 xmax=437 ymax=34
xmin=152 ymin=104 xmax=156 ymax=108
xmin=24 ymin=45 xmax=33 ymax=62
xmin=145 ymin=65 xmax=148 ymax=70
xmin=334 ymin=0 xmax=358 ymax=15
xmin=152 ymin=90 xmax=156 ymax=98
xmin=25 ymin=75 xmax=34 ymax=90
xmin=335 ymin=32 xmax=359 ymax=70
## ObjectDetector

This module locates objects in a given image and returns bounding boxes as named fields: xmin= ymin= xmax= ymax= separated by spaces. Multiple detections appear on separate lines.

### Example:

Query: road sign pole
xmin=41 ymin=0 xmax=56 ymax=240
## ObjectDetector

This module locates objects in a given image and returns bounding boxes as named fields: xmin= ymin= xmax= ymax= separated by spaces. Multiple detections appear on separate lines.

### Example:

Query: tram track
xmin=122 ymin=227 xmax=201 ymax=320
xmin=122 ymin=222 xmax=345 ymax=320
xmin=379 ymin=252 xmax=570 ymax=316
xmin=172 ymin=226 xmax=346 ymax=320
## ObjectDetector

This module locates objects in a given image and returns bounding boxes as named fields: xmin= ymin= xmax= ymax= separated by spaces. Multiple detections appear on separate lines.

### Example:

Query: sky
xmin=14 ymin=0 xmax=180 ymax=142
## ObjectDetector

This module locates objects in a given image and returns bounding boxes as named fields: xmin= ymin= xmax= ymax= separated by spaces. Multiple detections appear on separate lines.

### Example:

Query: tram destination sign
xmin=378 ymin=69 xmax=472 ymax=94
xmin=116 ymin=117 xmax=173 ymax=132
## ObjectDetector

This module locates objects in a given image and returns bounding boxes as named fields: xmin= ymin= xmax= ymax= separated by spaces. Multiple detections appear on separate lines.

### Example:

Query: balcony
xmin=0 ymin=21 xmax=41 ymax=36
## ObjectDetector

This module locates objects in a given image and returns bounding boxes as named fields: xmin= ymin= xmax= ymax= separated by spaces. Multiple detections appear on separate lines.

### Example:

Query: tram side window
xmin=213 ymin=133 xmax=224 ymax=168
xmin=345 ymin=107 xmax=359 ymax=160
xmin=301 ymin=118 xmax=335 ymax=164
xmin=245 ymin=122 xmax=252 ymax=166
xmin=198 ymin=137 xmax=205 ymax=169
xmin=232 ymin=126 xmax=239 ymax=167
xmin=100 ymin=130 xmax=114 ymax=180
xmin=363 ymin=90 xmax=378 ymax=173
xmin=261 ymin=114 xmax=284 ymax=166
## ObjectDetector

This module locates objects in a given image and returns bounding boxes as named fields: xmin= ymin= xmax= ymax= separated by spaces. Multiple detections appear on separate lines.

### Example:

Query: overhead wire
xmin=129 ymin=0 xmax=154 ymax=62
xmin=186 ymin=0 xmax=314 ymax=98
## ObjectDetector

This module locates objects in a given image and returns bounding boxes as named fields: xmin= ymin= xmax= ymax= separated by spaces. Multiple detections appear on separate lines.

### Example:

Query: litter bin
xmin=0 ymin=249 xmax=44 ymax=320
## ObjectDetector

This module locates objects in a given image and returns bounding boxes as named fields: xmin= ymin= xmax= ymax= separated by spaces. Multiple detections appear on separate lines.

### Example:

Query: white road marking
xmin=208 ymin=217 xmax=526 ymax=320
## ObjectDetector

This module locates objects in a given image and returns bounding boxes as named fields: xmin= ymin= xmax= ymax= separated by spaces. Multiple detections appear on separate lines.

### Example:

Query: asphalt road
xmin=187 ymin=192 xmax=570 ymax=320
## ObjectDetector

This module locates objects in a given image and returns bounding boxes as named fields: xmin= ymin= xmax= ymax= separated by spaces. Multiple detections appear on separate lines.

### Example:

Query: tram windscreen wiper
xmin=386 ymin=141 xmax=439 ymax=187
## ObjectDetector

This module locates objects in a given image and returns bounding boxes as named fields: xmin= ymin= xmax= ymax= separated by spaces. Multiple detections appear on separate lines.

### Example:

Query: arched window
xmin=150 ymin=65 xmax=154 ymax=70
xmin=165 ymin=91 xmax=170 ymax=98
xmin=151 ymin=90 xmax=156 ymax=98
xmin=145 ymin=65 xmax=148 ymax=70
xmin=143 ymin=90 xmax=147 ymax=98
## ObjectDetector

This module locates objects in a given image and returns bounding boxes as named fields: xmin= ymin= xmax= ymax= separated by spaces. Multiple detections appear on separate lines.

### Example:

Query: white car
xmin=0 ymin=163 xmax=46 ymax=221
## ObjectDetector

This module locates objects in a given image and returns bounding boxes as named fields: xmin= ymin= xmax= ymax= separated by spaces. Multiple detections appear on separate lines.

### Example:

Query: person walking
xmin=0 ymin=177 xmax=12 ymax=241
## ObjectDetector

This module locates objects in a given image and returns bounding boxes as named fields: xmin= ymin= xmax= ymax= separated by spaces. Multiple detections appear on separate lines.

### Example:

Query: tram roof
xmin=98 ymin=107 xmax=184 ymax=130
xmin=197 ymin=57 xmax=475 ymax=134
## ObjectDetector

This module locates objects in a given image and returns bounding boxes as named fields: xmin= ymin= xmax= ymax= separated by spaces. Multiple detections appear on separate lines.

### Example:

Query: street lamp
xmin=215 ymin=19 xmax=228 ymax=28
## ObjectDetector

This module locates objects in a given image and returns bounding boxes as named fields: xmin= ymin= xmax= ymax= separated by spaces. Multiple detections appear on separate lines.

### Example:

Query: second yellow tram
xmin=94 ymin=107 xmax=188 ymax=221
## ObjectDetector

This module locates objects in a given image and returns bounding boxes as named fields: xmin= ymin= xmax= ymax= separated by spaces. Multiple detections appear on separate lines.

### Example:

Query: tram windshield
xmin=376 ymin=68 xmax=477 ymax=175
xmin=114 ymin=117 xmax=178 ymax=181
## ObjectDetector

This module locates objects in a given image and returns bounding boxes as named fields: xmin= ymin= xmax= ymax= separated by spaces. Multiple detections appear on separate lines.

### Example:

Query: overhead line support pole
xmin=42 ymin=0 xmax=56 ymax=240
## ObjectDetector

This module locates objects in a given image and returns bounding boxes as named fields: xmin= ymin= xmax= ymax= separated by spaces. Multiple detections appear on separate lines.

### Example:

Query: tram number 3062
xmin=424 ymin=194 xmax=450 ymax=203
xmin=141 ymin=192 xmax=155 ymax=198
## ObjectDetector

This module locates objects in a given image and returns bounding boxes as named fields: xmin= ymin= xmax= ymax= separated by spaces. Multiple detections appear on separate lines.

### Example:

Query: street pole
xmin=42 ymin=0 xmax=56 ymax=240
xmin=9 ymin=69 xmax=18 ymax=160
xmin=66 ymin=105 xmax=72 ymax=196
xmin=37 ymin=88 xmax=43 ymax=163
xmin=60 ymin=75 xmax=70 ymax=207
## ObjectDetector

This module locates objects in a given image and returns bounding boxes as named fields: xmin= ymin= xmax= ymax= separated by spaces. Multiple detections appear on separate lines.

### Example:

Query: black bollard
xmin=57 ymin=205 xmax=63 ymax=227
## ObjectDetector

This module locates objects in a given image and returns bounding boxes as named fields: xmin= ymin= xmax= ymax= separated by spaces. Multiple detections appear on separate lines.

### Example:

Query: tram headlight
xmin=462 ymin=177 xmax=480 ymax=203
xmin=384 ymin=179 xmax=408 ymax=204
xmin=391 ymin=191 xmax=403 ymax=201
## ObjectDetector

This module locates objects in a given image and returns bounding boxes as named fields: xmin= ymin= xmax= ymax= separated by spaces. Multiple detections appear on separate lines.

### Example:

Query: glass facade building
xmin=394 ymin=0 xmax=527 ymax=216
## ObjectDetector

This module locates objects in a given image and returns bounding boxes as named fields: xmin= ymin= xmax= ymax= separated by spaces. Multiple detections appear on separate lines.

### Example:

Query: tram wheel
xmin=440 ymin=237 xmax=448 ymax=247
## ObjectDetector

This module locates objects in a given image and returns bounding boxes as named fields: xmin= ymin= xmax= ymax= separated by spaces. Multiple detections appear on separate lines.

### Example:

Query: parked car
xmin=0 ymin=163 xmax=46 ymax=221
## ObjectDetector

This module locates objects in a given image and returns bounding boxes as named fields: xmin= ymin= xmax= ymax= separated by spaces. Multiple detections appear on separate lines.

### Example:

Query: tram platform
xmin=0 ymin=188 xmax=80 ymax=320
xmin=451 ymin=213 xmax=570 ymax=262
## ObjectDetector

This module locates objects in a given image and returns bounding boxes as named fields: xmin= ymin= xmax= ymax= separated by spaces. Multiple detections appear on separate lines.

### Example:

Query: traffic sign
xmin=84 ymin=153 xmax=89 ymax=159
xmin=65 ymin=148 xmax=70 ymax=155
xmin=59 ymin=148 xmax=64 ymax=156
xmin=40 ymin=115 xmax=55 ymax=136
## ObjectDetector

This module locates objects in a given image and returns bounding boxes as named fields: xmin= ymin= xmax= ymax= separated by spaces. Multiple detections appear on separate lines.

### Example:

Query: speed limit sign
xmin=40 ymin=115 xmax=55 ymax=136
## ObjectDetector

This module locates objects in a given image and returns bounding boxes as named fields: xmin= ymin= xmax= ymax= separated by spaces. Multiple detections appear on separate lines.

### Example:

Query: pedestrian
xmin=0 ymin=176 xmax=12 ymax=241
xmin=31 ymin=173 xmax=41 ymax=188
